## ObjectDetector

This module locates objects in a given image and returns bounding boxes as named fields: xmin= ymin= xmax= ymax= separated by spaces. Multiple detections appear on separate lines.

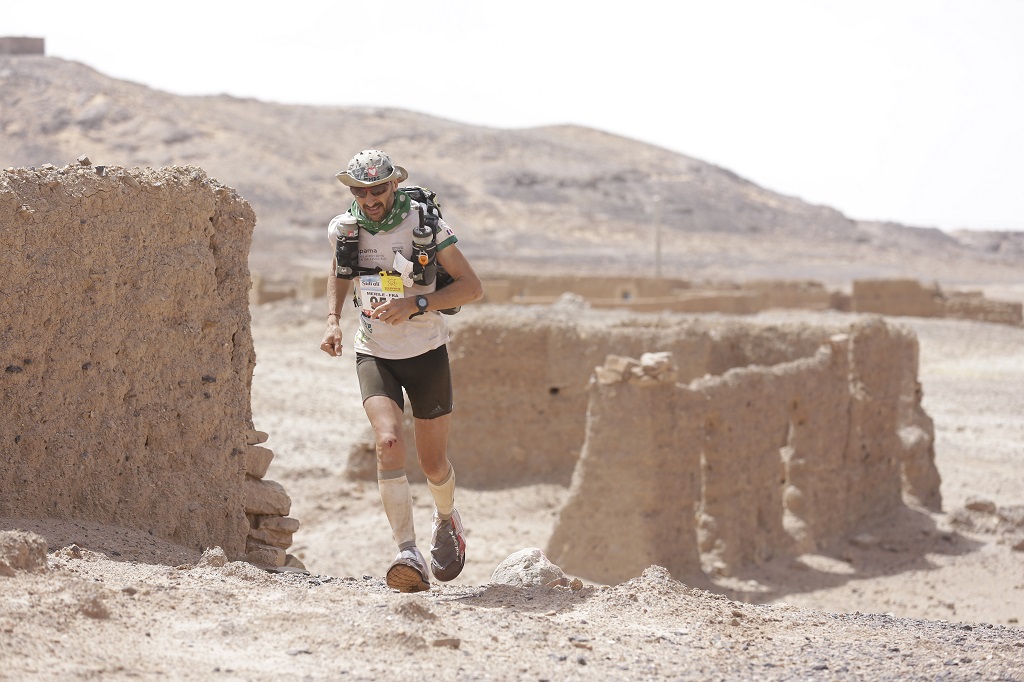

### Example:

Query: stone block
xmin=244 ymin=477 xmax=291 ymax=516
xmin=257 ymin=516 xmax=301 ymax=533
xmin=248 ymin=516 xmax=300 ymax=549
xmin=244 ymin=539 xmax=286 ymax=568
xmin=245 ymin=446 xmax=274 ymax=479
xmin=246 ymin=430 xmax=269 ymax=445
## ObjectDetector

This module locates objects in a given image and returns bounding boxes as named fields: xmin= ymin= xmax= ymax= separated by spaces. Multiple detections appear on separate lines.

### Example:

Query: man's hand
xmin=320 ymin=323 xmax=343 ymax=356
xmin=369 ymin=296 xmax=416 ymax=325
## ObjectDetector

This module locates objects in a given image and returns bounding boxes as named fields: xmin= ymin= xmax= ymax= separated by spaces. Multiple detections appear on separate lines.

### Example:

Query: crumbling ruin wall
xmin=344 ymin=309 xmax=837 ymax=486
xmin=479 ymin=275 xmax=690 ymax=303
xmin=443 ymin=307 xmax=854 ymax=488
xmin=0 ymin=164 xmax=297 ymax=564
xmin=852 ymin=279 xmax=1022 ymax=325
xmin=941 ymin=290 xmax=1023 ymax=326
xmin=351 ymin=306 xmax=938 ymax=513
xmin=744 ymin=280 xmax=841 ymax=311
xmin=281 ymin=271 xmax=1016 ymax=324
xmin=540 ymin=357 xmax=706 ymax=583
xmin=852 ymin=279 xmax=942 ymax=317
xmin=543 ymin=318 xmax=938 ymax=585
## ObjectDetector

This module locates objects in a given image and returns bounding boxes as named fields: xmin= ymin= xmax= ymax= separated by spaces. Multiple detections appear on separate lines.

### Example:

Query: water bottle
xmin=412 ymin=221 xmax=436 ymax=285
xmin=335 ymin=215 xmax=360 ymax=278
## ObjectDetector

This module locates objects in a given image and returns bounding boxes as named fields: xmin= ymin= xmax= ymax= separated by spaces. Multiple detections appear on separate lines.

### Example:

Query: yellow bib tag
xmin=380 ymin=274 xmax=404 ymax=293
xmin=358 ymin=273 xmax=407 ymax=317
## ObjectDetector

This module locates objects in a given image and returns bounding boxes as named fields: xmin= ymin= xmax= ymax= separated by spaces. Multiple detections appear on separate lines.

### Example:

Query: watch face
xmin=417 ymin=296 xmax=428 ymax=310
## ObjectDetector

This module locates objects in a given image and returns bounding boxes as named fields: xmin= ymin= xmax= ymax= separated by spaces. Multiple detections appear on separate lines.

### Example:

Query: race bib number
xmin=358 ymin=274 xmax=405 ymax=316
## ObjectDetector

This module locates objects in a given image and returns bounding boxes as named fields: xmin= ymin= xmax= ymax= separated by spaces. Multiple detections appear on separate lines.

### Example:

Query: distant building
xmin=0 ymin=37 xmax=45 ymax=55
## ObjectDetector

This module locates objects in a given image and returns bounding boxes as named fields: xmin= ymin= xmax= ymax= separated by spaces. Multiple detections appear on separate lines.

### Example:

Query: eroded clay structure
xmin=0 ymin=164 xmax=296 ymax=566
xmin=442 ymin=307 xmax=941 ymax=584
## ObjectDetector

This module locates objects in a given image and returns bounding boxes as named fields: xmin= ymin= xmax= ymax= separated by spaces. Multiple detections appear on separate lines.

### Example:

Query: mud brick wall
xmin=851 ymin=279 xmax=941 ymax=317
xmin=443 ymin=308 xmax=841 ymax=487
xmin=0 ymin=163 xmax=295 ymax=561
xmin=545 ymin=318 xmax=935 ymax=584
xmin=436 ymin=307 xmax=938 ymax=583
xmin=548 ymin=363 xmax=707 ymax=584
xmin=941 ymin=292 xmax=1023 ymax=326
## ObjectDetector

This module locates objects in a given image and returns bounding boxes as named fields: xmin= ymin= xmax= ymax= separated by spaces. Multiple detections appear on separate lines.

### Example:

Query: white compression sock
xmin=377 ymin=469 xmax=416 ymax=549
xmin=427 ymin=462 xmax=456 ymax=519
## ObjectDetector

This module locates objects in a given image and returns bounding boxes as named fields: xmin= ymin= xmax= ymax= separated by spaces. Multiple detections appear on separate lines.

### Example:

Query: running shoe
xmin=386 ymin=546 xmax=430 ymax=593
xmin=430 ymin=509 xmax=466 ymax=582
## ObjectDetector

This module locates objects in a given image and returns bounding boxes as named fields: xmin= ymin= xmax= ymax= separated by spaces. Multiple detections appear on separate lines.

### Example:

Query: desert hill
xmin=2 ymin=54 xmax=1023 ymax=288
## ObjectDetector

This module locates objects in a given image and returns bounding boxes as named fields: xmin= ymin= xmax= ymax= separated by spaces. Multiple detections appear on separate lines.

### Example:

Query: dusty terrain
xmin=2 ymin=54 xmax=1024 ymax=681
xmin=3 ymin=294 xmax=1023 ymax=680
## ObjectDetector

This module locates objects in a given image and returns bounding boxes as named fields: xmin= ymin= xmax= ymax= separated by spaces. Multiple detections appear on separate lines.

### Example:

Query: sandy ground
xmin=2 ymin=298 xmax=1023 ymax=680
xmin=247 ymin=300 xmax=1024 ymax=626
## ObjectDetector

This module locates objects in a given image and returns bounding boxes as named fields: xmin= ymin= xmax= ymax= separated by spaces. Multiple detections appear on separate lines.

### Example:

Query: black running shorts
xmin=355 ymin=345 xmax=453 ymax=420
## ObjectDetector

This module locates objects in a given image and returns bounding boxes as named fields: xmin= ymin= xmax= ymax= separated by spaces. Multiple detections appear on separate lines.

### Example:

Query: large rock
xmin=490 ymin=548 xmax=567 ymax=587
xmin=0 ymin=530 xmax=49 ymax=577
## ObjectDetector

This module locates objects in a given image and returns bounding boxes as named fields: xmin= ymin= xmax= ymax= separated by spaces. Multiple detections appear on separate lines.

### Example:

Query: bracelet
xmin=327 ymin=312 xmax=340 ymax=320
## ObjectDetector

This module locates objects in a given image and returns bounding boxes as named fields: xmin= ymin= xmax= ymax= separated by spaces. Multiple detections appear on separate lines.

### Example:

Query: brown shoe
xmin=386 ymin=547 xmax=430 ymax=593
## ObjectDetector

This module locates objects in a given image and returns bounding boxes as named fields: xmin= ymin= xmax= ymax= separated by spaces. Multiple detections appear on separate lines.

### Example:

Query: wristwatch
xmin=415 ymin=295 xmax=429 ymax=313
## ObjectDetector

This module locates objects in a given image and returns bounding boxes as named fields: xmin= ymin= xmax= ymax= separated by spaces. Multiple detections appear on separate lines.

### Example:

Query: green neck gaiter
xmin=350 ymin=189 xmax=411 ymax=234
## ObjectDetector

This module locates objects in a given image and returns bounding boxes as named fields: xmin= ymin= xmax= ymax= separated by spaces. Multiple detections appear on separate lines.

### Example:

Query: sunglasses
xmin=351 ymin=184 xmax=392 ymax=199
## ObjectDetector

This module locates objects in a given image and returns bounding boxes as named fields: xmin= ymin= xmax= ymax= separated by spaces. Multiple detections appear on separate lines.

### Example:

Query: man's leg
xmin=415 ymin=414 xmax=466 ymax=581
xmin=365 ymin=395 xmax=413 ymax=544
xmin=364 ymin=395 xmax=429 ymax=592
xmin=414 ymin=413 xmax=452 ymax=483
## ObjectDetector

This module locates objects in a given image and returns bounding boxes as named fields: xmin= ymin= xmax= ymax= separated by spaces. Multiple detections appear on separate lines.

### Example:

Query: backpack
xmin=334 ymin=186 xmax=460 ymax=315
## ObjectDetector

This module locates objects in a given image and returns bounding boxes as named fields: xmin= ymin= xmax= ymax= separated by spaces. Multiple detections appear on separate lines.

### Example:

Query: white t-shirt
xmin=327 ymin=201 xmax=457 ymax=360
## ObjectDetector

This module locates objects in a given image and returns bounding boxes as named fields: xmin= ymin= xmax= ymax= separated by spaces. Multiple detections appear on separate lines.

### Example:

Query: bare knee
xmin=419 ymin=453 xmax=449 ymax=483
xmin=375 ymin=430 xmax=405 ymax=469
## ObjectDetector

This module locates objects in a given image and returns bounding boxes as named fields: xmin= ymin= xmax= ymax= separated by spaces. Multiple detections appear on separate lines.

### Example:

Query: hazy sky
xmin=8 ymin=1 xmax=1024 ymax=231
